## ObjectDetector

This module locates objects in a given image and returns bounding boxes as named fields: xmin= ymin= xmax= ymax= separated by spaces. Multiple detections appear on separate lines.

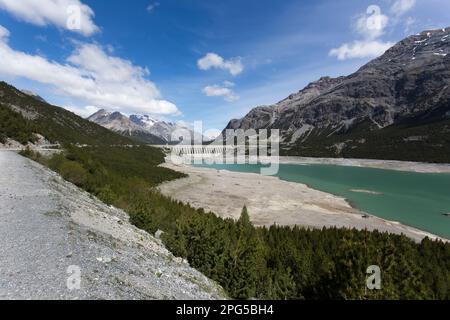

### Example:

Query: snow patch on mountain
xmin=88 ymin=110 xmax=206 ymax=144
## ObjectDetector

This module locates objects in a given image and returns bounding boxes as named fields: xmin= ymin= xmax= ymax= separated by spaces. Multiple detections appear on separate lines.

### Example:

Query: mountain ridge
xmin=86 ymin=109 xmax=166 ymax=144
xmin=0 ymin=81 xmax=135 ymax=146
xmin=21 ymin=90 xmax=47 ymax=103
xmin=88 ymin=110 xmax=207 ymax=144
xmin=223 ymin=27 xmax=450 ymax=162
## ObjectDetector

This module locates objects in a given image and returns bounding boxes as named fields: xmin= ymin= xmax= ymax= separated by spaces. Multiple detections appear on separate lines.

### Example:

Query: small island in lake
xmin=349 ymin=189 xmax=383 ymax=195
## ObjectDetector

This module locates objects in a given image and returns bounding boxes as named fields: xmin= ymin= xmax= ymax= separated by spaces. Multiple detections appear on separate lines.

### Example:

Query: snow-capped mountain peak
xmin=89 ymin=111 xmax=206 ymax=144
xmin=129 ymin=114 xmax=158 ymax=129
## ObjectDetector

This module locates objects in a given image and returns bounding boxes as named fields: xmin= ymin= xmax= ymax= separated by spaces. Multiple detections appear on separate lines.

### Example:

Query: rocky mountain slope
xmin=0 ymin=151 xmax=225 ymax=299
xmin=130 ymin=114 xmax=191 ymax=142
xmin=87 ymin=110 xmax=165 ymax=144
xmin=225 ymin=27 xmax=450 ymax=162
xmin=21 ymin=90 xmax=47 ymax=103
xmin=88 ymin=110 xmax=199 ymax=144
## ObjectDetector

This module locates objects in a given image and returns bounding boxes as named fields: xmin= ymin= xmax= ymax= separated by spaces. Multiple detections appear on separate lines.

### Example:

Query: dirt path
xmin=0 ymin=151 xmax=224 ymax=300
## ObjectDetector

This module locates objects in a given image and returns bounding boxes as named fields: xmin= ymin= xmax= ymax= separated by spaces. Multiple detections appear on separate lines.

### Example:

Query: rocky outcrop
xmin=224 ymin=27 xmax=450 ymax=154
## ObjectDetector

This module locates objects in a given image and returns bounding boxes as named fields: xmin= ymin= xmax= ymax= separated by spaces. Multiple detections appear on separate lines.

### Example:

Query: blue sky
xmin=0 ymin=0 xmax=449 ymax=132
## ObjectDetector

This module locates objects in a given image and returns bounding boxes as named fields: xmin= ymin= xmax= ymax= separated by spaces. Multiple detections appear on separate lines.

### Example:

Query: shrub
xmin=58 ymin=161 xmax=88 ymax=187
xmin=19 ymin=147 xmax=42 ymax=161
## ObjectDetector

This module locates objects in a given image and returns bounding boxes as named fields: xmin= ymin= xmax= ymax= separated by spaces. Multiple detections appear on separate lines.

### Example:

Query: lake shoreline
xmin=278 ymin=156 xmax=450 ymax=174
xmin=159 ymin=158 xmax=449 ymax=243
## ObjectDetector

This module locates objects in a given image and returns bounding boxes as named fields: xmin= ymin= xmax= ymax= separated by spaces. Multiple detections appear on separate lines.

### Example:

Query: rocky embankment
xmin=0 ymin=151 xmax=225 ymax=300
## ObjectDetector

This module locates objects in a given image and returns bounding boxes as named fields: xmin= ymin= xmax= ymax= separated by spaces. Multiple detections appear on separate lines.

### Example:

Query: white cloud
xmin=355 ymin=6 xmax=389 ymax=40
xmin=390 ymin=0 xmax=416 ymax=16
xmin=0 ymin=25 xmax=179 ymax=116
xmin=330 ymin=5 xmax=394 ymax=61
xmin=203 ymin=128 xmax=222 ymax=140
xmin=403 ymin=16 xmax=416 ymax=34
xmin=35 ymin=34 xmax=48 ymax=42
xmin=222 ymin=80 xmax=235 ymax=88
xmin=329 ymin=40 xmax=394 ymax=60
xmin=197 ymin=53 xmax=244 ymax=76
xmin=65 ymin=105 xmax=99 ymax=118
xmin=147 ymin=2 xmax=160 ymax=13
xmin=0 ymin=0 xmax=99 ymax=36
xmin=202 ymin=81 xmax=239 ymax=102
xmin=0 ymin=24 xmax=9 ymax=39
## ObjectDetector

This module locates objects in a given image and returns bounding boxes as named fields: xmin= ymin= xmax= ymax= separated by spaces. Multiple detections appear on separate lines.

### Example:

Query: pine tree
xmin=226 ymin=206 xmax=266 ymax=299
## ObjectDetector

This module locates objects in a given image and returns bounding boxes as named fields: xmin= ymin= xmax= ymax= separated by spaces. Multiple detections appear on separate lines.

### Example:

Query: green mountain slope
xmin=284 ymin=105 xmax=450 ymax=163
xmin=122 ymin=130 xmax=166 ymax=145
xmin=0 ymin=102 xmax=38 ymax=144
xmin=0 ymin=81 xmax=133 ymax=146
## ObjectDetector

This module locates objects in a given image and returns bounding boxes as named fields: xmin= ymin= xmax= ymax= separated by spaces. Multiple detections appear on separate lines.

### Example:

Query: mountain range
xmin=224 ymin=27 xmax=450 ymax=162
xmin=1 ymin=27 xmax=450 ymax=163
xmin=88 ymin=110 xmax=206 ymax=145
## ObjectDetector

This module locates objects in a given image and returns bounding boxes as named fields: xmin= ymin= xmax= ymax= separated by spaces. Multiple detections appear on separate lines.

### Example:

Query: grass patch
xmin=43 ymin=211 xmax=63 ymax=218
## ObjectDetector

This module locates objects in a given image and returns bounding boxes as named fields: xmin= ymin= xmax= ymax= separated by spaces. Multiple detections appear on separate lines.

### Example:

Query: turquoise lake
xmin=194 ymin=162 xmax=450 ymax=239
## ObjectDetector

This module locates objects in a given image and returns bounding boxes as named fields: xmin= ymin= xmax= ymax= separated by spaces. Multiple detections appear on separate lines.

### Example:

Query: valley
xmin=0 ymin=18 xmax=449 ymax=301
xmin=160 ymin=157 xmax=450 ymax=241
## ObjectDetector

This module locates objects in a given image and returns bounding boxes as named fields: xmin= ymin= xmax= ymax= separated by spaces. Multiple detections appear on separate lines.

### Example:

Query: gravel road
xmin=0 ymin=151 xmax=225 ymax=300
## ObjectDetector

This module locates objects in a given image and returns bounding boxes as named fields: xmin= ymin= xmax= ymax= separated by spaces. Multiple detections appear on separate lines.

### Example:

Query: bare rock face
xmin=224 ymin=27 xmax=450 ymax=156
xmin=88 ymin=110 xmax=141 ymax=133
xmin=130 ymin=115 xmax=191 ymax=143
xmin=226 ymin=106 xmax=276 ymax=131
xmin=87 ymin=110 xmax=166 ymax=144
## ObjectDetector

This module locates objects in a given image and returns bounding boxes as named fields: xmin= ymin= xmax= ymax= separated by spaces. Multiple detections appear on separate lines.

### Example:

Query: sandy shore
xmin=159 ymin=160 xmax=448 ymax=243
xmin=278 ymin=157 xmax=450 ymax=173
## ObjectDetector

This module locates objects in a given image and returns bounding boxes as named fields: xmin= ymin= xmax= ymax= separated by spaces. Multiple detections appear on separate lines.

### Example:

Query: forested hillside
xmin=0 ymin=81 xmax=133 ymax=146
xmin=284 ymin=113 xmax=450 ymax=163
xmin=0 ymin=103 xmax=38 ymax=144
